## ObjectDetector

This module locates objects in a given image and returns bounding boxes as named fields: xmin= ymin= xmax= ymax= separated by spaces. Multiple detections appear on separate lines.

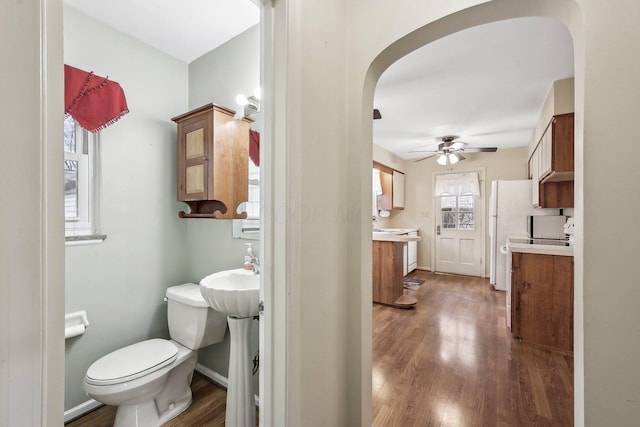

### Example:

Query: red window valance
xmin=64 ymin=64 xmax=129 ymax=133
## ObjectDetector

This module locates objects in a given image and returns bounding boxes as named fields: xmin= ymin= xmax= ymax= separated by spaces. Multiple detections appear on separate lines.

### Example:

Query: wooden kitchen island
xmin=372 ymin=232 xmax=421 ymax=308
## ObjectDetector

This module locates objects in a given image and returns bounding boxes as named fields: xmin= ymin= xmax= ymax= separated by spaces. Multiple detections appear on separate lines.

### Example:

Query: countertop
xmin=507 ymin=236 xmax=573 ymax=256
xmin=373 ymin=228 xmax=421 ymax=242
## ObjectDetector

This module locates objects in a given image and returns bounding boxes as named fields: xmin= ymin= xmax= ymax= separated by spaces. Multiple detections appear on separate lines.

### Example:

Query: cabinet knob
xmin=202 ymin=157 xmax=208 ymax=161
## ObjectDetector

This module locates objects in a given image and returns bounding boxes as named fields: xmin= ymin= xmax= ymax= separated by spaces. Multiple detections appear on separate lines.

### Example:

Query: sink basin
xmin=199 ymin=268 xmax=260 ymax=318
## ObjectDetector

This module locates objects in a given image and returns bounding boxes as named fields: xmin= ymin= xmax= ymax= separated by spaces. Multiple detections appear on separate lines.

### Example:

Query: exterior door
xmin=435 ymin=192 xmax=484 ymax=277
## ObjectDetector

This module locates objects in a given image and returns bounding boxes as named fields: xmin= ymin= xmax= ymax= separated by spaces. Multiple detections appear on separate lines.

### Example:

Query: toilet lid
xmin=86 ymin=339 xmax=178 ymax=386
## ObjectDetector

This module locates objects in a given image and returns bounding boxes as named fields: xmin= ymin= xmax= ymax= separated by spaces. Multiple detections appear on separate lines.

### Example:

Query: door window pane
xmin=440 ymin=195 xmax=475 ymax=230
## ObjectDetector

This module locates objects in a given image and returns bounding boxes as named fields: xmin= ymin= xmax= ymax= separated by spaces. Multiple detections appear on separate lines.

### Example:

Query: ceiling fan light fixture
xmin=437 ymin=154 xmax=448 ymax=165
xmin=449 ymin=153 xmax=460 ymax=164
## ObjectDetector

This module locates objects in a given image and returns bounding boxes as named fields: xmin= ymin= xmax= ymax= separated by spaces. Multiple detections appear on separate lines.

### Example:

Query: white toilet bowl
xmin=83 ymin=283 xmax=227 ymax=427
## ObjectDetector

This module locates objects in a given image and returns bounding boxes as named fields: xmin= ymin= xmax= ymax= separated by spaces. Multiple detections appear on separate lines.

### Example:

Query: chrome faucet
xmin=244 ymin=256 xmax=260 ymax=275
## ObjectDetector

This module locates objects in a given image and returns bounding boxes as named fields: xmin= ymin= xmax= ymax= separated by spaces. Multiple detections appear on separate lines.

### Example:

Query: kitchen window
xmin=64 ymin=115 xmax=102 ymax=241
xmin=440 ymin=195 xmax=475 ymax=230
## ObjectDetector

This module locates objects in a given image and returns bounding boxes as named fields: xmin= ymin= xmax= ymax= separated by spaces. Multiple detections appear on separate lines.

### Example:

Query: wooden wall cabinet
xmin=392 ymin=171 xmax=405 ymax=209
xmin=529 ymin=113 xmax=574 ymax=208
xmin=377 ymin=169 xmax=393 ymax=211
xmin=171 ymin=103 xmax=252 ymax=219
xmin=373 ymin=162 xmax=404 ymax=211
xmin=511 ymin=252 xmax=573 ymax=353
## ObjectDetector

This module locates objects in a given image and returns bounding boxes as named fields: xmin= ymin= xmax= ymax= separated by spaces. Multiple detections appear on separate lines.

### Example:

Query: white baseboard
xmin=195 ymin=363 xmax=260 ymax=407
xmin=64 ymin=398 xmax=103 ymax=423
xmin=195 ymin=363 xmax=229 ymax=389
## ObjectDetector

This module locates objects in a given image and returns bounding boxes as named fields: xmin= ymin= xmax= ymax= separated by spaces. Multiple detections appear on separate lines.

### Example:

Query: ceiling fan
xmin=411 ymin=135 xmax=497 ymax=165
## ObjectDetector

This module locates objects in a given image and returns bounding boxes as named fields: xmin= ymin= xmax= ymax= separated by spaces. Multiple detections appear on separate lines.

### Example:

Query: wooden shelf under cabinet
xmin=171 ymin=103 xmax=253 ymax=219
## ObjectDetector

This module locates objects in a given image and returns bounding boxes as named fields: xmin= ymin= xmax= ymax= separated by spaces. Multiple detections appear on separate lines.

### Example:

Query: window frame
xmin=64 ymin=116 xmax=103 ymax=241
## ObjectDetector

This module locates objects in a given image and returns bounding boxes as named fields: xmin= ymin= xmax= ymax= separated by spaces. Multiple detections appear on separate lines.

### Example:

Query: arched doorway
xmin=361 ymin=0 xmax=583 ymax=424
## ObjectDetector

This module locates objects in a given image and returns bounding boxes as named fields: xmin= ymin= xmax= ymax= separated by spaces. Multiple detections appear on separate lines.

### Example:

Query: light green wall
xmin=63 ymin=6 xmax=190 ymax=410
xmin=63 ymin=10 xmax=261 ymax=411
xmin=186 ymin=24 xmax=261 ymax=384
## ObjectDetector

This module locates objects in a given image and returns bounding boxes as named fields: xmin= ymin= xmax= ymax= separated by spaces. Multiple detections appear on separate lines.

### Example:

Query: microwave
xmin=527 ymin=215 xmax=567 ymax=240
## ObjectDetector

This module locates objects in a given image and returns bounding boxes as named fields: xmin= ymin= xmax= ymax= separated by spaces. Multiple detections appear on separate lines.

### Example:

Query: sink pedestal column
xmin=226 ymin=316 xmax=255 ymax=427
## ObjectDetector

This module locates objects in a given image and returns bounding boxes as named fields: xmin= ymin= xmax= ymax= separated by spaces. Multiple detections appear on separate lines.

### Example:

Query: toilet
xmin=83 ymin=283 xmax=227 ymax=427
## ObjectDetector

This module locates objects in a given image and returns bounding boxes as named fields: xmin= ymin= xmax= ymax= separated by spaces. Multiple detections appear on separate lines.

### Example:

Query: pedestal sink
xmin=200 ymin=268 xmax=259 ymax=427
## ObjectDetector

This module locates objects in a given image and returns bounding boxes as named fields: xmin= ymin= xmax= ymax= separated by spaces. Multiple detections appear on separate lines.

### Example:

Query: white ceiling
xmin=62 ymin=5 xmax=573 ymax=162
xmin=374 ymin=17 xmax=574 ymax=160
xmin=63 ymin=0 xmax=259 ymax=64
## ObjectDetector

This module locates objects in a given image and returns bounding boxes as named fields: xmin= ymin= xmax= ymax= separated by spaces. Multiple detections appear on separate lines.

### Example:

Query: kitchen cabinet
xmin=372 ymin=239 xmax=417 ymax=308
xmin=171 ymin=103 xmax=252 ymax=219
xmin=539 ymin=113 xmax=574 ymax=182
xmin=392 ymin=171 xmax=405 ymax=209
xmin=377 ymin=170 xmax=393 ymax=211
xmin=529 ymin=148 xmax=540 ymax=207
xmin=529 ymin=113 xmax=574 ymax=208
xmin=511 ymin=252 xmax=573 ymax=353
xmin=373 ymin=162 xmax=404 ymax=211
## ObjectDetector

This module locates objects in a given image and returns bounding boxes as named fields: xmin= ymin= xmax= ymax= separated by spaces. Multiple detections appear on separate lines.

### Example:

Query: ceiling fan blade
xmin=456 ymin=153 xmax=466 ymax=161
xmin=373 ymin=109 xmax=382 ymax=120
xmin=408 ymin=150 xmax=440 ymax=155
xmin=450 ymin=142 xmax=467 ymax=150
xmin=463 ymin=147 xmax=498 ymax=152
xmin=413 ymin=153 xmax=439 ymax=162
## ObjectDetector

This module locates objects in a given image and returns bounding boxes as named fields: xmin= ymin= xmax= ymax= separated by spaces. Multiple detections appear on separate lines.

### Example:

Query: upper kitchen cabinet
xmin=539 ymin=113 xmax=574 ymax=182
xmin=392 ymin=171 xmax=405 ymax=209
xmin=528 ymin=78 xmax=575 ymax=208
xmin=171 ymin=103 xmax=253 ymax=219
xmin=373 ymin=161 xmax=405 ymax=211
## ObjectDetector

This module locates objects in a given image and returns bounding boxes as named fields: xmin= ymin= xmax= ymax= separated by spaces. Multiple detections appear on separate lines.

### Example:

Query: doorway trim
xmin=430 ymin=167 xmax=486 ymax=277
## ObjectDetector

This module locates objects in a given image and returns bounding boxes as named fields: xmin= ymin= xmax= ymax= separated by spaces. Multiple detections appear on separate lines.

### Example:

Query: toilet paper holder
xmin=65 ymin=310 xmax=90 ymax=339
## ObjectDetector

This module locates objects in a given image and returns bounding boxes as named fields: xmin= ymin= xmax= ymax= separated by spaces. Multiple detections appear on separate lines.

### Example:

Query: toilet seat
xmin=86 ymin=339 xmax=178 ymax=386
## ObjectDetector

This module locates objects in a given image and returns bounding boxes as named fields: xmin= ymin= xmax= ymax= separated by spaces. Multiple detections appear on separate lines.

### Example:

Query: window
xmin=440 ymin=195 xmax=475 ymax=230
xmin=64 ymin=115 xmax=100 ymax=239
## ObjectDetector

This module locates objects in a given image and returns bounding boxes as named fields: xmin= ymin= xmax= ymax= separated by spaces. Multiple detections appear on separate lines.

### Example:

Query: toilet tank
xmin=165 ymin=283 xmax=227 ymax=350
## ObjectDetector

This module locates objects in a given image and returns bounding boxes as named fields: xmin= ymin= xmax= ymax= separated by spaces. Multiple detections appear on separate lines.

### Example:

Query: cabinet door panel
xmin=178 ymin=114 xmax=211 ymax=201
xmin=185 ymin=165 xmax=205 ymax=194
xmin=186 ymin=129 xmax=205 ymax=159
xmin=392 ymin=171 xmax=405 ymax=209
xmin=511 ymin=252 xmax=573 ymax=352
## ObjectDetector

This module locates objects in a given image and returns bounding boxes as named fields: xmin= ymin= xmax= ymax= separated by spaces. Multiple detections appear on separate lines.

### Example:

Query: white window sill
xmin=65 ymin=234 xmax=107 ymax=247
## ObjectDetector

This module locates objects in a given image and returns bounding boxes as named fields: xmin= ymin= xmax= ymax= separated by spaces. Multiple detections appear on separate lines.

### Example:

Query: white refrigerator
xmin=488 ymin=180 xmax=559 ymax=291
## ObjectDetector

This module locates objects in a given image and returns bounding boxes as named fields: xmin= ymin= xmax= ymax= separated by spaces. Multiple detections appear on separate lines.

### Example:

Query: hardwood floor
xmin=67 ymin=271 xmax=572 ymax=426
xmin=372 ymin=270 xmax=573 ymax=426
